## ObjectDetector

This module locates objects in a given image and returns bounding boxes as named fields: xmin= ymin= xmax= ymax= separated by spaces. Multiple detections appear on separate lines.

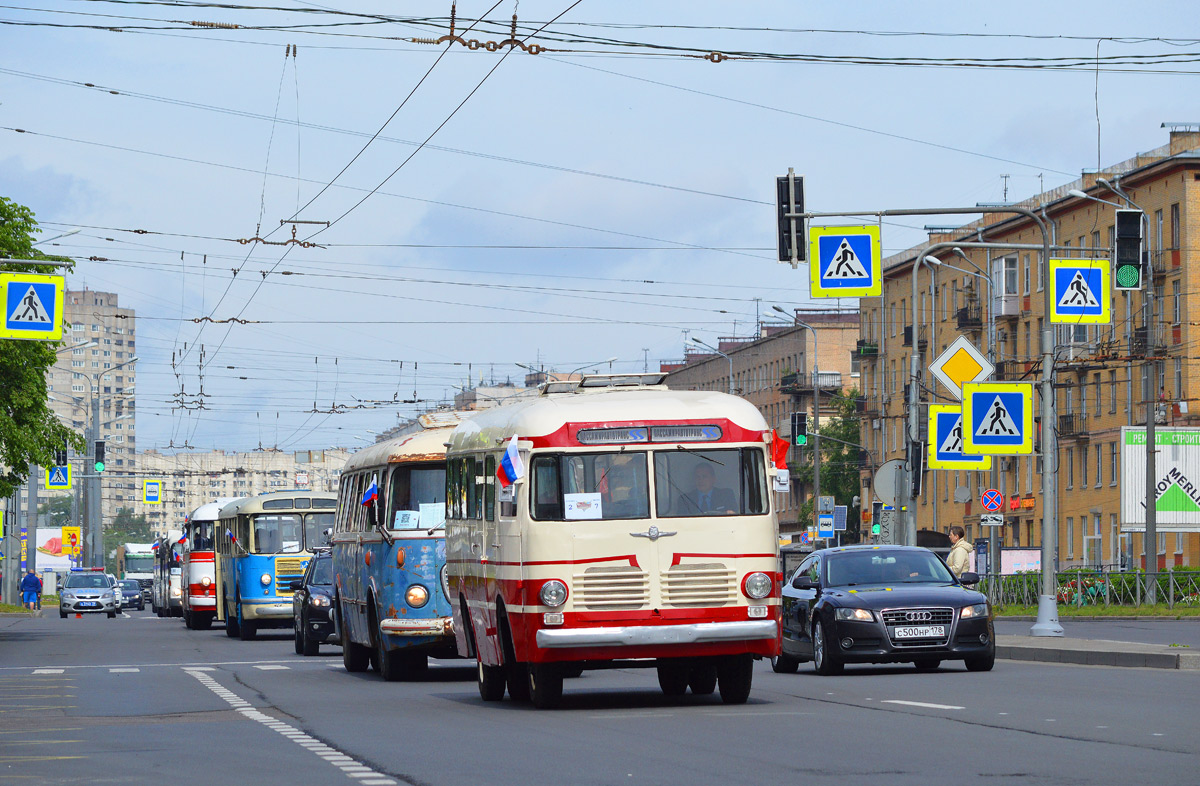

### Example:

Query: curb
xmin=998 ymin=615 xmax=1200 ymax=621
xmin=997 ymin=638 xmax=1200 ymax=670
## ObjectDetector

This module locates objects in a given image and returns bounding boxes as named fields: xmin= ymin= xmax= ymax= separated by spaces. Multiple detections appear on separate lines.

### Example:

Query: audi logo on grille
xmin=904 ymin=611 xmax=933 ymax=622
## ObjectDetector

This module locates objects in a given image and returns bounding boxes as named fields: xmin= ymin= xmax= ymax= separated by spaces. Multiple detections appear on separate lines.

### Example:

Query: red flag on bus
xmin=770 ymin=430 xmax=789 ymax=470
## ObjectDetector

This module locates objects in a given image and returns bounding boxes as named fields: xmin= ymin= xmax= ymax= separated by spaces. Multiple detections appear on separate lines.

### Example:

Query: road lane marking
xmin=185 ymin=671 xmax=395 ymax=785
xmin=108 ymin=668 xmax=139 ymax=673
xmin=881 ymin=700 xmax=965 ymax=710
xmin=253 ymin=665 xmax=290 ymax=671
xmin=31 ymin=669 xmax=62 ymax=675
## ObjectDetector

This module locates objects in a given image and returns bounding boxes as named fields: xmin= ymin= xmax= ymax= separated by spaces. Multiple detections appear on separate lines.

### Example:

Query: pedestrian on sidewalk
xmin=19 ymin=569 xmax=42 ymax=610
xmin=947 ymin=526 xmax=973 ymax=577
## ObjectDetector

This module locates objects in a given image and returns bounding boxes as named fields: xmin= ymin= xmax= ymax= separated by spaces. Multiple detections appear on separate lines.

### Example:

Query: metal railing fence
xmin=977 ymin=569 xmax=1200 ymax=609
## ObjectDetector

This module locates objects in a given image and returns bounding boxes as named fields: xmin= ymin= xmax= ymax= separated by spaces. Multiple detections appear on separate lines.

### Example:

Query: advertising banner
xmin=1121 ymin=427 xmax=1200 ymax=532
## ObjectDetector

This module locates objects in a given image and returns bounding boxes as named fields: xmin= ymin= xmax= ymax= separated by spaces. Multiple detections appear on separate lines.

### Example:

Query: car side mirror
xmin=289 ymin=580 xmax=303 ymax=591
xmin=791 ymin=575 xmax=818 ymax=591
xmin=959 ymin=571 xmax=979 ymax=585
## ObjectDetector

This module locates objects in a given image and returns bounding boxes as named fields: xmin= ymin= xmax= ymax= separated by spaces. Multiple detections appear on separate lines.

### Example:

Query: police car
xmin=59 ymin=568 xmax=120 ymax=618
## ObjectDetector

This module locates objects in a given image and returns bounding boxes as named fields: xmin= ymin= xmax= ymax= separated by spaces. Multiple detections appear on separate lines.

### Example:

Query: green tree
xmin=104 ymin=508 xmax=153 ymax=572
xmin=37 ymin=494 xmax=73 ymax=527
xmin=0 ymin=196 xmax=82 ymax=498
xmin=793 ymin=388 xmax=864 ymax=542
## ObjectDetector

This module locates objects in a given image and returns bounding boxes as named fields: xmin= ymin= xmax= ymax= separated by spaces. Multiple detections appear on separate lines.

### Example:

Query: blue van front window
xmin=389 ymin=465 xmax=447 ymax=530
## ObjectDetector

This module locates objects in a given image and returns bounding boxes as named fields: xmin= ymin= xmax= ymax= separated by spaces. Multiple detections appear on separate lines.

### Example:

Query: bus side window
xmin=531 ymin=455 xmax=562 ymax=520
xmin=741 ymin=448 xmax=767 ymax=515
xmin=484 ymin=456 xmax=496 ymax=521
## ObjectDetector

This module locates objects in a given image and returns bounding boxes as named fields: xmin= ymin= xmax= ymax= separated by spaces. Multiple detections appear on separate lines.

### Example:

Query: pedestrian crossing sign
xmin=961 ymin=382 xmax=1034 ymax=456
xmin=143 ymin=479 xmax=163 ymax=505
xmin=1050 ymin=258 xmax=1110 ymax=324
xmin=0 ymin=273 xmax=64 ymax=341
xmin=45 ymin=464 xmax=72 ymax=491
xmin=927 ymin=405 xmax=992 ymax=470
xmin=808 ymin=225 xmax=882 ymax=297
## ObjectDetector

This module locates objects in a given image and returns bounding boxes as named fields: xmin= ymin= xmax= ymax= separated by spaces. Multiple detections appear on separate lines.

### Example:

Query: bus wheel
xmin=717 ymin=655 xmax=754 ymax=705
xmin=237 ymin=602 xmax=257 ymax=641
xmin=224 ymin=600 xmax=240 ymax=638
xmin=688 ymin=662 xmax=719 ymax=695
xmin=771 ymin=654 xmax=800 ymax=674
xmin=657 ymin=663 xmax=689 ymax=697
xmin=477 ymin=658 xmax=505 ymax=701
xmin=183 ymin=610 xmax=193 ymax=629
xmin=373 ymin=629 xmax=403 ymax=682
xmin=527 ymin=663 xmax=563 ymax=709
xmin=498 ymin=611 xmax=529 ymax=702
xmin=340 ymin=606 xmax=371 ymax=673
xmin=193 ymin=612 xmax=213 ymax=631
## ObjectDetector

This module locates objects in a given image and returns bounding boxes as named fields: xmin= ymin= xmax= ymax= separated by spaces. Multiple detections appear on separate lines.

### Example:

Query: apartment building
xmin=859 ymin=126 xmax=1200 ymax=569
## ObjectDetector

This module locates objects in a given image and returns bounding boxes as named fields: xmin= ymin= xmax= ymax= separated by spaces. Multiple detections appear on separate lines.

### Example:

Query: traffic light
xmin=790 ymin=412 xmax=809 ymax=446
xmin=94 ymin=440 xmax=106 ymax=473
xmin=54 ymin=445 xmax=67 ymax=466
xmin=776 ymin=173 xmax=805 ymax=264
xmin=1113 ymin=209 xmax=1145 ymax=291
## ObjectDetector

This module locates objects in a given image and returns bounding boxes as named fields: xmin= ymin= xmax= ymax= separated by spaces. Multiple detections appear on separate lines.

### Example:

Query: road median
xmin=997 ymin=634 xmax=1200 ymax=670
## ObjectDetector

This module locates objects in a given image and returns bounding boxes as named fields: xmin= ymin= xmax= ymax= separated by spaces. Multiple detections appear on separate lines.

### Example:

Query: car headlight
xmin=405 ymin=585 xmax=429 ymax=608
xmin=260 ymin=573 xmax=272 ymax=586
xmin=960 ymin=602 xmax=990 ymax=619
xmin=310 ymin=595 xmax=331 ymax=608
xmin=101 ymin=591 xmax=114 ymax=599
xmin=743 ymin=572 xmax=772 ymax=600
xmin=201 ymin=576 xmax=212 ymax=587
xmin=835 ymin=607 xmax=875 ymax=622
xmin=539 ymin=580 xmax=568 ymax=607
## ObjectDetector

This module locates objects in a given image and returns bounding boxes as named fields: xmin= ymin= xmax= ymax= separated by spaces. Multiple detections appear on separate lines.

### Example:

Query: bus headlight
xmin=260 ymin=573 xmax=272 ymax=587
xmin=539 ymin=580 xmax=568 ymax=608
xmin=171 ymin=587 xmax=182 ymax=597
xmin=405 ymin=585 xmax=429 ymax=608
xmin=743 ymin=572 xmax=772 ymax=600
xmin=201 ymin=576 xmax=212 ymax=587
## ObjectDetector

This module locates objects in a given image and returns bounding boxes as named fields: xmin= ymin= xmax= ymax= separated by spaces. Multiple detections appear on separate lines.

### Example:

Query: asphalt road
xmin=1 ymin=610 xmax=1197 ymax=786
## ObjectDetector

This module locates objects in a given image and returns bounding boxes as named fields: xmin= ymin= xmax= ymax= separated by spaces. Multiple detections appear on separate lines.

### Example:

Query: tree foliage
xmin=37 ymin=494 xmax=73 ymax=528
xmin=793 ymin=388 xmax=864 ymax=542
xmin=105 ymin=507 xmax=153 ymax=572
xmin=0 ymin=196 xmax=82 ymax=498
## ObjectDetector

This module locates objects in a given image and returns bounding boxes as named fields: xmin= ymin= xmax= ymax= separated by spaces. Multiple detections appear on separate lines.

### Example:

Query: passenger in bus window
xmin=678 ymin=463 xmax=736 ymax=515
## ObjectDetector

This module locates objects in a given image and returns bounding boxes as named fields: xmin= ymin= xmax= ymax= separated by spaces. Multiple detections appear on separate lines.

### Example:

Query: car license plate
xmin=894 ymin=625 xmax=944 ymax=639
xmin=78 ymin=602 xmax=98 ymax=608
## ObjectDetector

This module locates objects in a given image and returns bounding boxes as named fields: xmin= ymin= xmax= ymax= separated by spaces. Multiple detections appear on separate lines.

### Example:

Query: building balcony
xmin=1130 ymin=325 xmax=1169 ymax=357
xmin=994 ymin=360 xmax=1035 ymax=381
xmin=901 ymin=326 xmax=927 ymax=350
xmin=856 ymin=339 xmax=879 ymax=357
xmin=781 ymin=371 xmax=844 ymax=394
xmin=993 ymin=293 xmax=1021 ymax=319
xmin=955 ymin=303 xmax=983 ymax=330
xmin=1058 ymin=412 xmax=1089 ymax=440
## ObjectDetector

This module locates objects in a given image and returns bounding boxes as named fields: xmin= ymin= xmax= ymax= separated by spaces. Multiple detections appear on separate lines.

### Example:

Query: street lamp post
xmin=690 ymin=338 xmax=733 ymax=396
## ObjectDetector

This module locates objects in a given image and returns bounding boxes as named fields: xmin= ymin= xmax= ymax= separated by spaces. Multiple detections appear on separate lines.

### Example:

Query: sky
xmin=3 ymin=1 xmax=1197 ymax=453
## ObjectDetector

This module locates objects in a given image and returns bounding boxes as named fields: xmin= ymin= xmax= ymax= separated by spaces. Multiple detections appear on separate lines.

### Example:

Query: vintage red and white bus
xmin=180 ymin=498 xmax=240 ymax=630
xmin=446 ymin=374 xmax=780 ymax=708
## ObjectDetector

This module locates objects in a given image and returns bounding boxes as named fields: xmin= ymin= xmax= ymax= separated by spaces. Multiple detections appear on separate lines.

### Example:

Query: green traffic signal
xmin=1115 ymin=262 xmax=1141 ymax=289
xmin=94 ymin=461 xmax=105 ymax=473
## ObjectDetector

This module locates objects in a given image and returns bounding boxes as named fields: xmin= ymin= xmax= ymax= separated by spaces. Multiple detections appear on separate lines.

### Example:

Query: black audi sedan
xmin=292 ymin=550 xmax=338 ymax=655
xmin=774 ymin=545 xmax=994 ymax=675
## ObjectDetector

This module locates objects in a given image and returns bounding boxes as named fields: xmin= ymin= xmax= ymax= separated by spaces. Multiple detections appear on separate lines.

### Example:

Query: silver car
xmin=59 ymin=570 xmax=119 ymax=618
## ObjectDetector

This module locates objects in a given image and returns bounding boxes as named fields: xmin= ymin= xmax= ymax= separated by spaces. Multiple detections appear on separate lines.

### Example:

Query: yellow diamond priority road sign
xmin=929 ymin=335 xmax=994 ymax=400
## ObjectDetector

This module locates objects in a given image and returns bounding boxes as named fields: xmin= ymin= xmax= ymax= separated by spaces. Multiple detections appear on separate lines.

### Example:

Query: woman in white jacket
xmin=947 ymin=526 xmax=973 ymax=577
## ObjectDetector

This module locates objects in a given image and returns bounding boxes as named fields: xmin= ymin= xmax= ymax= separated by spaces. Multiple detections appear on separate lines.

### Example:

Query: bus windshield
xmin=389 ymin=466 xmax=447 ymax=530
xmin=303 ymin=512 xmax=335 ymax=550
xmin=251 ymin=514 xmax=304 ymax=554
xmin=124 ymin=555 xmax=154 ymax=574
xmin=531 ymin=452 xmax=649 ymax=521
xmin=654 ymin=448 xmax=766 ymax=518
xmin=190 ymin=521 xmax=214 ymax=550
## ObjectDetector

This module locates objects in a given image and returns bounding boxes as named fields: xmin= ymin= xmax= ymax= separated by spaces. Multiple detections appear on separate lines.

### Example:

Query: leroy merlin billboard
xmin=1121 ymin=427 xmax=1200 ymax=532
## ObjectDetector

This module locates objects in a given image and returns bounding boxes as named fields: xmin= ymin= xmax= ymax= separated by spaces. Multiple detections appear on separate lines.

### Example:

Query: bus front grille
xmin=661 ymin=563 xmax=736 ymax=607
xmin=572 ymin=566 xmax=648 ymax=610
xmin=274 ymin=558 xmax=306 ymax=595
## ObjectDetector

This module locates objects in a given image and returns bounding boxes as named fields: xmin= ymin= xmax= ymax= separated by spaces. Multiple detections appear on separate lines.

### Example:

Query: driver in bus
xmin=677 ymin=463 xmax=736 ymax=515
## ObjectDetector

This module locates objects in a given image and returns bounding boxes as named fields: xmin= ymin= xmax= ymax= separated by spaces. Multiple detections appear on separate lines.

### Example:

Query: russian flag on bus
xmin=361 ymin=475 xmax=379 ymax=507
xmin=496 ymin=435 xmax=525 ymax=488
xmin=226 ymin=528 xmax=236 ymax=544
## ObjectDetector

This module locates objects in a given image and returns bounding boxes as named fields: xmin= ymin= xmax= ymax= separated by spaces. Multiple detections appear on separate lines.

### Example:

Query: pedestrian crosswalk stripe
xmin=253 ymin=664 xmax=290 ymax=670
xmin=108 ymin=668 xmax=139 ymax=673
xmin=32 ymin=669 xmax=63 ymax=675
xmin=975 ymin=396 xmax=1019 ymax=437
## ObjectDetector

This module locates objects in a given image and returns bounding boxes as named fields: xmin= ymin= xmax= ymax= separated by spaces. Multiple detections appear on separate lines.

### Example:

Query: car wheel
xmin=717 ymin=654 xmax=754 ymax=704
xmin=477 ymin=658 xmax=505 ymax=701
xmin=965 ymin=651 xmax=996 ymax=672
xmin=59 ymin=611 xmax=67 ymax=619
xmin=812 ymin=619 xmax=844 ymax=676
xmin=107 ymin=611 xmax=116 ymax=619
xmin=771 ymin=654 xmax=800 ymax=674
xmin=656 ymin=663 xmax=689 ymax=697
xmin=527 ymin=663 xmax=563 ymax=709
xmin=301 ymin=613 xmax=319 ymax=656
xmin=688 ymin=662 xmax=718 ymax=695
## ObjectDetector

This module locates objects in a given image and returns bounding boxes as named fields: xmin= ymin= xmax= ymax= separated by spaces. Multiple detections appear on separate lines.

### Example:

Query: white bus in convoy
xmin=446 ymin=373 xmax=780 ymax=708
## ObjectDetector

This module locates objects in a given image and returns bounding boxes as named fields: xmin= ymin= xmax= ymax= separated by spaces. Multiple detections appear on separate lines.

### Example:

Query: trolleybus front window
xmin=530 ymin=453 xmax=649 ymax=521
xmin=252 ymin=514 xmax=304 ymax=554
xmin=303 ymin=512 xmax=335 ymax=550
xmin=654 ymin=448 xmax=767 ymax=518
xmin=388 ymin=466 xmax=447 ymax=530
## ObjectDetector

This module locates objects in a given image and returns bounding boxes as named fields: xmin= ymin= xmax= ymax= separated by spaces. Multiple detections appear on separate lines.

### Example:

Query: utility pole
xmin=25 ymin=469 xmax=38 ymax=576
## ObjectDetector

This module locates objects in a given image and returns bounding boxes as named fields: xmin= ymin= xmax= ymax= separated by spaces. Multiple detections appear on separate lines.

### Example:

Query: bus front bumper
xmin=242 ymin=602 xmax=292 ymax=620
xmin=380 ymin=616 xmax=453 ymax=636
xmin=535 ymin=620 xmax=777 ymax=649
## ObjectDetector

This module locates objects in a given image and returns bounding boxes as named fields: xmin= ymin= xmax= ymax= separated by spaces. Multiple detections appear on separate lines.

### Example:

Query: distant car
xmin=292 ymin=551 xmax=338 ymax=656
xmin=118 ymin=579 xmax=145 ymax=611
xmin=775 ymin=545 xmax=995 ymax=674
xmin=59 ymin=569 xmax=119 ymax=618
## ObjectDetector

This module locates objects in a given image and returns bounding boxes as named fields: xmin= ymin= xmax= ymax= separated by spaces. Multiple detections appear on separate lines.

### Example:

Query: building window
xmin=1036 ymin=254 xmax=1044 ymax=291
xmin=1155 ymin=209 xmax=1164 ymax=252
xmin=1109 ymin=371 xmax=1117 ymax=413
xmin=1095 ymin=443 xmax=1102 ymax=488
xmin=1173 ymin=279 xmax=1181 ymax=324
xmin=1110 ymin=442 xmax=1118 ymax=486
xmin=1094 ymin=374 xmax=1102 ymax=416
xmin=1066 ymin=448 xmax=1074 ymax=488
xmin=1066 ymin=517 xmax=1074 ymax=559
xmin=1092 ymin=230 xmax=1101 ymax=249
xmin=1002 ymin=256 xmax=1018 ymax=295
xmin=1171 ymin=203 xmax=1180 ymax=249
xmin=1022 ymin=254 xmax=1030 ymax=295
xmin=1080 ymin=448 xmax=1087 ymax=487
xmin=1175 ymin=357 xmax=1183 ymax=399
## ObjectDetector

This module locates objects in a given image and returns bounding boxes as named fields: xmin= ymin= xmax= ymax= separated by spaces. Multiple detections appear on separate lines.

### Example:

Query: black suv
xmin=292 ymin=550 xmax=338 ymax=655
